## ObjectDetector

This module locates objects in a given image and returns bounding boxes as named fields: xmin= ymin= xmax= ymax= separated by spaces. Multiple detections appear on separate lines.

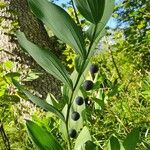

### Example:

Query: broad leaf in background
xmin=28 ymin=0 xmax=86 ymax=58
xmin=74 ymin=0 xmax=105 ymax=24
xmin=74 ymin=126 xmax=92 ymax=150
xmin=46 ymin=93 xmax=60 ymax=109
xmin=123 ymin=128 xmax=140 ymax=150
xmin=104 ymin=135 xmax=121 ymax=150
xmin=17 ymin=32 xmax=73 ymax=89
xmin=12 ymin=79 xmax=65 ymax=122
xmin=26 ymin=120 xmax=63 ymax=150
xmin=87 ymin=0 xmax=115 ymax=57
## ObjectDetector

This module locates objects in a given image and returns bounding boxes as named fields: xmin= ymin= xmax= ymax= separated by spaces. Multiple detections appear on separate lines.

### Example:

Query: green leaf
xmin=104 ymin=135 xmax=121 ymax=150
xmin=87 ymin=0 xmax=115 ymax=57
xmin=74 ymin=0 xmax=105 ymax=24
xmin=84 ymin=141 xmax=97 ymax=150
xmin=74 ymin=56 xmax=83 ymax=73
xmin=123 ymin=128 xmax=140 ymax=150
xmin=17 ymin=32 xmax=73 ymax=89
xmin=46 ymin=93 xmax=60 ymax=109
xmin=86 ymin=22 xmax=106 ymax=42
xmin=5 ymin=72 xmax=20 ymax=82
xmin=12 ymin=80 xmax=65 ymax=122
xmin=74 ymin=126 xmax=92 ymax=150
xmin=28 ymin=0 xmax=86 ymax=58
xmin=26 ymin=120 xmax=63 ymax=150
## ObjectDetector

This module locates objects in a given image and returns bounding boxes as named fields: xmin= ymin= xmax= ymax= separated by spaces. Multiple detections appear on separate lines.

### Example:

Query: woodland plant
xmin=11 ymin=0 xmax=141 ymax=149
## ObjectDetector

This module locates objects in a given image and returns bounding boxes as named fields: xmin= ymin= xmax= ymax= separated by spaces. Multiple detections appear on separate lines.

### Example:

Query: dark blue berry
xmin=90 ymin=64 xmax=99 ymax=74
xmin=71 ymin=112 xmax=80 ymax=121
xmin=83 ymin=80 xmax=93 ymax=91
xmin=75 ymin=96 xmax=84 ymax=105
xmin=69 ymin=128 xmax=77 ymax=138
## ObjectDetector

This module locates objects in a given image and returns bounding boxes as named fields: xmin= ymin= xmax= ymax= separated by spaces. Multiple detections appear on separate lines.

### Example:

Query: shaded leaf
xmin=104 ymin=135 xmax=121 ymax=150
xmin=28 ymin=0 xmax=86 ymax=58
xmin=123 ymin=128 xmax=140 ymax=150
xmin=17 ymin=32 xmax=73 ymax=89
xmin=86 ymin=22 xmax=106 ymax=42
xmin=84 ymin=141 xmax=97 ymax=150
xmin=74 ymin=0 xmax=105 ymax=24
xmin=26 ymin=120 xmax=63 ymax=150
xmin=87 ymin=0 xmax=115 ymax=57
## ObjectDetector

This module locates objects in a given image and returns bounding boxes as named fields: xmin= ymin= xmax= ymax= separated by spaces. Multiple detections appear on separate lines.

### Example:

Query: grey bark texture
xmin=0 ymin=0 xmax=62 ymax=98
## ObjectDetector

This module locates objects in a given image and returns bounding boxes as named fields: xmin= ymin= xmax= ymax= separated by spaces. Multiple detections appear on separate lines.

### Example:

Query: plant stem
xmin=109 ymin=46 xmax=122 ymax=81
xmin=65 ymin=119 xmax=71 ymax=150
xmin=65 ymin=24 xmax=98 ymax=150
xmin=106 ymin=38 xmax=122 ymax=81
xmin=0 ymin=122 xmax=11 ymax=150
xmin=70 ymin=0 xmax=80 ymax=25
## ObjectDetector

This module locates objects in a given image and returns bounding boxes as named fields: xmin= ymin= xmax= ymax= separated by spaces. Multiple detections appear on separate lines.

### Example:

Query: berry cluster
xmin=69 ymin=64 xmax=98 ymax=138
xmin=69 ymin=96 xmax=83 ymax=138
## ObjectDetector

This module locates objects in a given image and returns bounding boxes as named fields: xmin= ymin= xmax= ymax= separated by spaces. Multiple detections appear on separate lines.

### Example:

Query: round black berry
xmin=75 ymin=96 xmax=84 ymax=105
xmin=69 ymin=128 xmax=77 ymax=138
xmin=90 ymin=64 xmax=99 ymax=74
xmin=83 ymin=80 xmax=93 ymax=91
xmin=71 ymin=112 xmax=80 ymax=121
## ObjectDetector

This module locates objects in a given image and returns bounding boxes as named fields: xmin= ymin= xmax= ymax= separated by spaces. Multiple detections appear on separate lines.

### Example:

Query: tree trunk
xmin=0 ymin=0 xmax=62 ymax=98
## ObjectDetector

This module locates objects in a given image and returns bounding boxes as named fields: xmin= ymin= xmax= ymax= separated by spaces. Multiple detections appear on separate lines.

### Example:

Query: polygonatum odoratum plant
xmin=12 ymin=0 xmax=118 ymax=149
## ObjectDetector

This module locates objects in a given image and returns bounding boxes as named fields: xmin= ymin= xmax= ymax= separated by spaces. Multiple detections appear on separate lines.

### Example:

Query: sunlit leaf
xmin=46 ymin=93 xmax=60 ymax=109
xmin=74 ymin=126 xmax=92 ymax=149
xmin=26 ymin=120 xmax=63 ymax=150
xmin=104 ymin=135 xmax=121 ymax=150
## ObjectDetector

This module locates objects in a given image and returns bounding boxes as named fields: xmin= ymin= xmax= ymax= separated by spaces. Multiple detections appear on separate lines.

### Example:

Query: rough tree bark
xmin=0 ymin=0 xmax=62 ymax=98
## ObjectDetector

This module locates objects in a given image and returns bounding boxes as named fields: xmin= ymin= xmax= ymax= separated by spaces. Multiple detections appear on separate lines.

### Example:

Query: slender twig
xmin=105 ymin=38 xmax=122 ymax=80
xmin=0 ymin=122 xmax=11 ymax=150
xmin=70 ymin=0 xmax=80 ymax=25
xmin=0 ymin=49 xmax=14 ymax=56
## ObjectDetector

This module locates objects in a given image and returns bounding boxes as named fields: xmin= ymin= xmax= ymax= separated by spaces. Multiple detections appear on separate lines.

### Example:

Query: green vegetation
xmin=0 ymin=0 xmax=149 ymax=150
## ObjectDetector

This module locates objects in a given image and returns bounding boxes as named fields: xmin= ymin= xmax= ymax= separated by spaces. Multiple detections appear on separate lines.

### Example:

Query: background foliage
xmin=0 ymin=0 xmax=150 ymax=149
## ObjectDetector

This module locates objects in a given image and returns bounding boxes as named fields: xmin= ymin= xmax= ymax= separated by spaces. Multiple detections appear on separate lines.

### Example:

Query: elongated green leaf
xmin=110 ymin=136 xmax=120 ymax=150
xmin=26 ymin=120 xmax=63 ymax=150
xmin=123 ymin=128 xmax=140 ymax=150
xmin=17 ymin=32 xmax=73 ymax=89
xmin=74 ymin=126 xmax=92 ymax=150
xmin=13 ymin=79 xmax=65 ymax=122
xmin=75 ymin=0 xmax=105 ymax=24
xmin=87 ymin=0 xmax=115 ymax=57
xmin=28 ymin=0 xmax=86 ymax=58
